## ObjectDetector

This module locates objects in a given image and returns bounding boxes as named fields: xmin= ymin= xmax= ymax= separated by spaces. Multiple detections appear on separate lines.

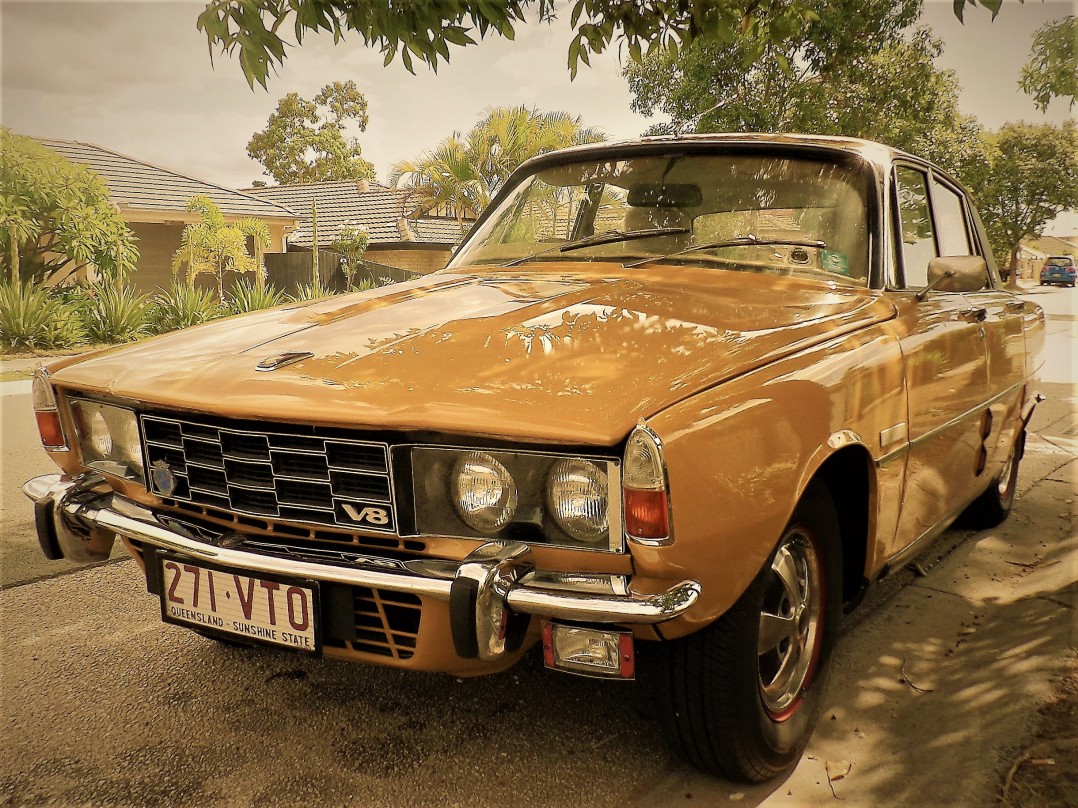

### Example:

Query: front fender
xmin=631 ymin=325 xmax=906 ymax=639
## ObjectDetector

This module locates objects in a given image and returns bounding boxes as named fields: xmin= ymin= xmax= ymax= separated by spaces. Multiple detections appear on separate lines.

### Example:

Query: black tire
xmin=651 ymin=481 xmax=842 ymax=782
xmin=961 ymin=429 xmax=1024 ymax=529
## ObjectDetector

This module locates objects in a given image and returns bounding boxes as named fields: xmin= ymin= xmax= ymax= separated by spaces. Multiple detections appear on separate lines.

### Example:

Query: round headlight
xmin=546 ymin=459 xmax=609 ymax=543
xmin=87 ymin=409 xmax=113 ymax=460
xmin=112 ymin=413 xmax=144 ymax=472
xmin=451 ymin=452 xmax=518 ymax=533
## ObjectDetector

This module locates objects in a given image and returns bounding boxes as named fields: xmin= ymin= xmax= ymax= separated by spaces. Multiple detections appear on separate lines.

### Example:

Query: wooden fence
xmin=264 ymin=251 xmax=422 ymax=296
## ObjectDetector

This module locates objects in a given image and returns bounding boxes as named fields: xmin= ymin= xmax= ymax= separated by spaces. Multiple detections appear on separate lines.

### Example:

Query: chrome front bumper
xmin=23 ymin=473 xmax=701 ymax=661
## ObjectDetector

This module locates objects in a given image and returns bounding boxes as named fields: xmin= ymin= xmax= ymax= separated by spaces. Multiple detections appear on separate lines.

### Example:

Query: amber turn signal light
xmin=32 ymin=369 xmax=67 ymax=450
xmin=622 ymin=423 xmax=671 ymax=541
xmin=624 ymin=488 xmax=670 ymax=539
xmin=35 ymin=411 xmax=66 ymax=450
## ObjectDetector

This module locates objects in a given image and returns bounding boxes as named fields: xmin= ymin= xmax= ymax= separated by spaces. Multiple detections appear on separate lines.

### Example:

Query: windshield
xmin=448 ymin=152 xmax=873 ymax=284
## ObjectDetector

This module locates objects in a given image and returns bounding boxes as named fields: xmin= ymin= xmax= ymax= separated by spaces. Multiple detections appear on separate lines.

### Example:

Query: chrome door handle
xmin=961 ymin=307 xmax=988 ymax=322
xmin=1005 ymin=300 xmax=1026 ymax=312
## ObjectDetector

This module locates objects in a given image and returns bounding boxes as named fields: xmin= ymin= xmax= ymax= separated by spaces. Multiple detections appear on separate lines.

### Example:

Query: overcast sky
xmin=2 ymin=1 xmax=1074 ymax=231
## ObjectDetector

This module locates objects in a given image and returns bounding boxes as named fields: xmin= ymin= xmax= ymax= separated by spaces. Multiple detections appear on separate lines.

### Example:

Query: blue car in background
xmin=1040 ymin=256 xmax=1077 ymax=287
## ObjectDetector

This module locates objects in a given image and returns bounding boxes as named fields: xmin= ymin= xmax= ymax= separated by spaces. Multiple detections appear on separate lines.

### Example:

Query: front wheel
xmin=651 ymin=483 xmax=842 ymax=782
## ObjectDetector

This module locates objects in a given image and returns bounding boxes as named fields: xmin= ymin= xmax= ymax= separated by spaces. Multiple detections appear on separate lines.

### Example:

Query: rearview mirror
xmin=927 ymin=255 xmax=987 ymax=293
xmin=627 ymin=183 xmax=703 ymax=208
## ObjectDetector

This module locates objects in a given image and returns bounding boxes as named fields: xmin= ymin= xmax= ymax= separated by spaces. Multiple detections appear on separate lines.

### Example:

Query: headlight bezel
xmin=69 ymin=398 xmax=147 ymax=485
xmin=411 ymin=445 xmax=623 ymax=552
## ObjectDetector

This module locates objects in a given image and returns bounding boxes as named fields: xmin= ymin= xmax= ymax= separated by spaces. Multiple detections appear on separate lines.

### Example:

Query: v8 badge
xmin=339 ymin=502 xmax=394 ymax=532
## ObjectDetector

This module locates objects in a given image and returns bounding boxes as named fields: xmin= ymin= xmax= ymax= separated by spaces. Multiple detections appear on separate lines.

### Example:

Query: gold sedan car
xmin=25 ymin=135 xmax=1044 ymax=782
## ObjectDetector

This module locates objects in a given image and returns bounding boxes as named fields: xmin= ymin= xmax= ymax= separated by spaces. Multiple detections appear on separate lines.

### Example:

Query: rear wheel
xmin=652 ymin=482 xmax=842 ymax=781
xmin=961 ymin=429 xmax=1024 ymax=529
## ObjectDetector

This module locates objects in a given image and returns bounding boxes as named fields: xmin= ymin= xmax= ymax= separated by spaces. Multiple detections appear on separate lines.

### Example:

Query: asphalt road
xmin=1 ymin=284 xmax=1074 ymax=807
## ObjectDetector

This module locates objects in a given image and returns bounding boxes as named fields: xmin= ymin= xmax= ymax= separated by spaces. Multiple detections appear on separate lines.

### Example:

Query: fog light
xmin=542 ymin=621 xmax=635 ymax=679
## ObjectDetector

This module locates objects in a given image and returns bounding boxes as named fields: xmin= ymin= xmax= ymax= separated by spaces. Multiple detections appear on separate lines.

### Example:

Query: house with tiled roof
xmin=37 ymin=139 xmax=299 ymax=291
xmin=243 ymin=179 xmax=474 ymax=274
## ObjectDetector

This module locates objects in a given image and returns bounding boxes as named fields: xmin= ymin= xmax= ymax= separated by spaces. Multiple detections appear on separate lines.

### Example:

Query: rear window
xmin=1046 ymin=257 xmax=1074 ymax=267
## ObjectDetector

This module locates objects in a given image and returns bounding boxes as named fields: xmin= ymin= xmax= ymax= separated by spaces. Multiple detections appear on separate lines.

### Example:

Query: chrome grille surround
xmin=141 ymin=414 xmax=396 ymax=533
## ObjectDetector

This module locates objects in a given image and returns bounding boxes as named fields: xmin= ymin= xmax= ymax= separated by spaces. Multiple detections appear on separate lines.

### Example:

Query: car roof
xmin=525 ymin=132 xmax=910 ymax=172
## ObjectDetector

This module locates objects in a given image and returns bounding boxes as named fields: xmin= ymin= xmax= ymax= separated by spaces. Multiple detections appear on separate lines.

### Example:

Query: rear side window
xmin=931 ymin=180 xmax=971 ymax=257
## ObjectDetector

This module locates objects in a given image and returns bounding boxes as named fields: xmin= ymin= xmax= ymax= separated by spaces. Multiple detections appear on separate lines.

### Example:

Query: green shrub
xmin=0 ymin=282 xmax=87 ymax=352
xmin=290 ymin=282 xmax=331 ymax=301
xmin=227 ymin=279 xmax=288 ymax=314
xmin=150 ymin=282 xmax=224 ymax=333
xmin=77 ymin=282 xmax=153 ymax=344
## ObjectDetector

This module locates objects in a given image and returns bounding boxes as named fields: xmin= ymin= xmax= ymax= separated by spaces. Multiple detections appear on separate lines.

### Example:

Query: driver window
xmin=895 ymin=166 xmax=937 ymax=288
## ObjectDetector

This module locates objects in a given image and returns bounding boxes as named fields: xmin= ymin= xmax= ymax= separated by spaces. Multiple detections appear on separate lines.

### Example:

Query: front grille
xmin=349 ymin=586 xmax=422 ymax=660
xmin=142 ymin=414 xmax=396 ymax=533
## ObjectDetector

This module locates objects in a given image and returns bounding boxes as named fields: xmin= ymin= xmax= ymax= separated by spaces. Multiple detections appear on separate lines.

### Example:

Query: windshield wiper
xmin=500 ymin=227 xmax=691 ymax=268
xmin=622 ymin=234 xmax=827 ymax=269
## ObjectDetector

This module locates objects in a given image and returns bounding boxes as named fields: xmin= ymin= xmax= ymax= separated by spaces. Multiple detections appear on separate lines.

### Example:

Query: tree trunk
xmin=187 ymin=241 xmax=195 ymax=289
xmin=1007 ymin=248 xmax=1020 ymax=291
xmin=255 ymin=241 xmax=265 ymax=292
xmin=7 ymin=224 xmax=18 ymax=285
xmin=311 ymin=200 xmax=320 ymax=294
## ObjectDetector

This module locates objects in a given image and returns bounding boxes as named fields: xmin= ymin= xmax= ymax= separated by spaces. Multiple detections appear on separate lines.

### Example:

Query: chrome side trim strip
xmin=875 ymin=381 xmax=1024 ymax=467
xmin=879 ymin=423 xmax=907 ymax=450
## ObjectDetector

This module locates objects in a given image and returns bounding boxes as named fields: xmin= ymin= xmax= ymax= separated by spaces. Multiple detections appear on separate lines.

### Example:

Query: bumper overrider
xmin=23 ymin=473 xmax=701 ymax=664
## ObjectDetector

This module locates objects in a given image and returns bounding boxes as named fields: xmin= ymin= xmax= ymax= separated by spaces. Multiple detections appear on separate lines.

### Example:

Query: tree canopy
xmin=247 ymin=81 xmax=376 ymax=184
xmin=623 ymin=0 xmax=993 ymax=167
xmin=0 ymin=128 xmax=138 ymax=285
xmin=974 ymin=121 xmax=1078 ymax=278
xmin=330 ymin=225 xmax=371 ymax=289
xmin=197 ymin=0 xmax=1008 ymax=88
xmin=390 ymin=106 xmax=604 ymax=232
xmin=1020 ymin=16 xmax=1077 ymax=111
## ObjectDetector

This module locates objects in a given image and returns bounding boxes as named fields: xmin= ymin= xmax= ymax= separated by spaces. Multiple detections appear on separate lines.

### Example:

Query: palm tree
xmin=390 ymin=106 xmax=605 ymax=233
xmin=172 ymin=196 xmax=270 ymax=301
xmin=389 ymin=135 xmax=487 ymax=236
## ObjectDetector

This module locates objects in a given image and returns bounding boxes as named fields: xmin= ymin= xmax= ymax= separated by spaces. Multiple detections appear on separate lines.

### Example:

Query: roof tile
xmin=36 ymin=138 xmax=296 ymax=220
xmin=243 ymin=180 xmax=469 ymax=247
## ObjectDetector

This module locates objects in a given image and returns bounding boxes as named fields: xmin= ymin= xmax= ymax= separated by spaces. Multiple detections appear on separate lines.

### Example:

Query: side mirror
xmin=927 ymin=255 xmax=987 ymax=293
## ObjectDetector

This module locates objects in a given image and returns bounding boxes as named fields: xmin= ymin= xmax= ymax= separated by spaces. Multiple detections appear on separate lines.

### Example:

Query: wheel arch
xmin=802 ymin=445 xmax=875 ymax=605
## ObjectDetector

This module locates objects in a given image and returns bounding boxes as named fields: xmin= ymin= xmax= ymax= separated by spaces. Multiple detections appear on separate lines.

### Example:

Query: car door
xmin=884 ymin=164 xmax=991 ymax=559
xmin=931 ymin=177 xmax=1027 ymax=477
